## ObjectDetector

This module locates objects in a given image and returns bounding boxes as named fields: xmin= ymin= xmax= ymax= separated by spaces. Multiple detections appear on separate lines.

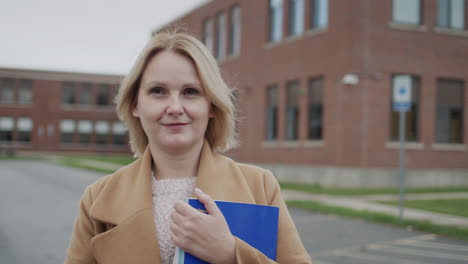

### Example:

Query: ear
xmin=209 ymin=106 xmax=215 ymax=118
xmin=132 ymin=103 xmax=140 ymax=118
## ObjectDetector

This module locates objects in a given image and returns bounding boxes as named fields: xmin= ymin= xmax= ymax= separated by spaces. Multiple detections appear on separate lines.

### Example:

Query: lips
xmin=163 ymin=123 xmax=188 ymax=126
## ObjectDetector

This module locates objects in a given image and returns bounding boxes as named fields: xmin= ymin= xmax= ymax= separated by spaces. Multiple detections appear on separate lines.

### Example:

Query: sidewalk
xmin=51 ymin=157 xmax=468 ymax=228
xmin=282 ymin=189 xmax=468 ymax=228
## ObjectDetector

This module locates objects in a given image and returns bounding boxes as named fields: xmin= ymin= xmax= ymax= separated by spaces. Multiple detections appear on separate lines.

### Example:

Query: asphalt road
xmin=1 ymin=160 xmax=467 ymax=264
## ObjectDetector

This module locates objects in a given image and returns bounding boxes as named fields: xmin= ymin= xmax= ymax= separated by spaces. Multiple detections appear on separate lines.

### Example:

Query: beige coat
xmin=65 ymin=142 xmax=312 ymax=264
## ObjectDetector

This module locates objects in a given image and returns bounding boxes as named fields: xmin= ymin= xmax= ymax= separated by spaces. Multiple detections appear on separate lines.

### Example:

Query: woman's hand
xmin=171 ymin=188 xmax=236 ymax=264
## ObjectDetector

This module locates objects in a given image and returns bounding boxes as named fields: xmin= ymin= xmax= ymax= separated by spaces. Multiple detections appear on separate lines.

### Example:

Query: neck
xmin=150 ymin=140 xmax=204 ymax=180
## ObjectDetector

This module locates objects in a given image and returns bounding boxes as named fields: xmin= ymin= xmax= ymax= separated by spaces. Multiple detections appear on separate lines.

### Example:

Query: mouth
xmin=163 ymin=123 xmax=188 ymax=127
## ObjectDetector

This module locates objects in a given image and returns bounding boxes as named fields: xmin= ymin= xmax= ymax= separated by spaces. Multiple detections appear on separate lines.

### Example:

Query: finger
xmin=170 ymin=223 xmax=186 ymax=248
xmin=194 ymin=188 xmax=221 ymax=217
xmin=170 ymin=210 xmax=185 ymax=225
xmin=173 ymin=199 xmax=196 ymax=217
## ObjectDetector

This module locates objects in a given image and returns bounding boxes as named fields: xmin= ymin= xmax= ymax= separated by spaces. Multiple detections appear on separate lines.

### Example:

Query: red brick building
xmin=0 ymin=68 xmax=128 ymax=154
xmin=155 ymin=0 xmax=468 ymax=187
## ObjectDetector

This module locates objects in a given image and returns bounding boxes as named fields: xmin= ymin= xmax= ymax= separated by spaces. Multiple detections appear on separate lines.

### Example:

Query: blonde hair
xmin=115 ymin=31 xmax=238 ymax=157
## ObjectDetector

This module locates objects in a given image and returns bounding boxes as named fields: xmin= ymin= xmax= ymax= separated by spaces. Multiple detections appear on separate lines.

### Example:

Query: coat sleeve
xmin=233 ymin=170 xmax=312 ymax=264
xmin=64 ymin=185 xmax=97 ymax=264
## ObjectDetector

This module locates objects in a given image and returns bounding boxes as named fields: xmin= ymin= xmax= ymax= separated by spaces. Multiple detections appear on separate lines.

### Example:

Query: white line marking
xmin=346 ymin=251 xmax=429 ymax=264
xmin=369 ymin=244 xmax=468 ymax=261
xmin=403 ymin=240 xmax=468 ymax=252
xmin=311 ymin=234 xmax=436 ymax=257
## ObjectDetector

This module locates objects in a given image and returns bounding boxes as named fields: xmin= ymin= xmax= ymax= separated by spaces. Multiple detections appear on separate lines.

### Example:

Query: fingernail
xmin=194 ymin=188 xmax=202 ymax=194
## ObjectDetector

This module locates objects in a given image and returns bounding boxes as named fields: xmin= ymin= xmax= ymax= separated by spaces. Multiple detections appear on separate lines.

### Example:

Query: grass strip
xmin=280 ymin=182 xmax=468 ymax=196
xmin=379 ymin=199 xmax=468 ymax=218
xmin=287 ymin=200 xmax=468 ymax=241
xmin=55 ymin=157 xmax=116 ymax=174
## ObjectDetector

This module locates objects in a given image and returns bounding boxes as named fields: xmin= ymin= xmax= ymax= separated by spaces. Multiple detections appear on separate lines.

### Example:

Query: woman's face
xmin=133 ymin=50 xmax=213 ymax=152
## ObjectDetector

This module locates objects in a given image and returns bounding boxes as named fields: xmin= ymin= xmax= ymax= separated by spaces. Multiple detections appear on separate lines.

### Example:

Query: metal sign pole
xmin=399 ymin=110 xmax=406 ymax=220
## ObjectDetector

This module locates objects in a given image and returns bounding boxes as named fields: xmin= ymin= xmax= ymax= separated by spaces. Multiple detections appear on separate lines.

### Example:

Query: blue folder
xmin=174 ymin=199 xmax=279 ymax=264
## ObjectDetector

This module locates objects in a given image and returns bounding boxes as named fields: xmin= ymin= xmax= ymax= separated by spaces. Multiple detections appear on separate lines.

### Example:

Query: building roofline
xmin=151 ymin=0 xmax=211 ymax=35
xmin=0 ymin=66 xmax=123 ymax=83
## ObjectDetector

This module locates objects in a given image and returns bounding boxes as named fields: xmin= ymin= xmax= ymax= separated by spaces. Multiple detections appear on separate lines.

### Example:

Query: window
xmin=95 ymin=121 xmax=110 ymax=145
xmin=285 ymin=81 xmax=300 ymax=140
xmin=393 ymin=0 xmax=421 ymax=25
xmin=0 ymin=117 xmax=14 ymax=142
xmin=79 ymin=83 xmax=92 ymax=105
xmin=229 ymin=5 xmax=241 ymax=56
xmin=97 ymin=84 xmax=110 ymax=106
xmin=18 ymin=80 xmax=33 ymax=105
xmin=17 ymin=117 xmax=32 ymax=143
xmin=390 ymin=75 xmax=420 ymax=141
xmin=0 ymin=78 xmax=15 ymax=104
xmin=437 ymin=0 xmax=465 ymax=30
xmin=62 ymin=82 xmax=76 ymax=105
xmin=60 ymin=120 xmax=75 ymax=143
xmin=112 ymin=121 xmax=127 ymax=146
xmin=289 ymin=0 xmax=304 ymax=36
xmin=215 ymin=12 xmax=226 ymax=60
xmin=269 ymin=0 xmax=284 ymax=42
xmin=311 ymin=0 xmax=328 ymax=29
xmin=203 ymin=18 xmax=214 ymax=53
xmin=308 ymin=77 xmax=324 ymax=140
xmin=435 ymin=79 xmax=464 ymax=143
xmin=266 ymin=85 xmax=279 ymax=140
xmin=77 ymin=120 xmax=92 ymax=144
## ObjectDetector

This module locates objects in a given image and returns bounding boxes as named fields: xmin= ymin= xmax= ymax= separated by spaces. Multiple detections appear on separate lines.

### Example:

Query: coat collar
xmin=90 ymin=140 xmax=256 ymax=225
xmin=88 ymin=140 xmax=256 ymax=263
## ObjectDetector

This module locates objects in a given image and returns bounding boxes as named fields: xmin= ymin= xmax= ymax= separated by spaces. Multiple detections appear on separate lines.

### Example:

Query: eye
xmin=148 ymin=87 xmax=166 ymax=96
xmin=183 ymin=88 xmax=200 ymax=96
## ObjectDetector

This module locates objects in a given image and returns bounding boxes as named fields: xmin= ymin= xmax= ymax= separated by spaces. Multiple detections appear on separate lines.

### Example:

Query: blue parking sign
xmin=393 ymin=75 xmax=412 ymax=112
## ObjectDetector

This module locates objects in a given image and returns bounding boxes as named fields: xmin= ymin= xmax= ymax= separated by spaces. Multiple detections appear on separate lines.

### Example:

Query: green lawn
xmin=287 ymin=200 xmax=468 ymax=241
xmin=65 ymin=155 xmax=136 ymax=165
xmin=379 ymin=199 xmax=468 ymax=218
xmin=280 ymin=182 xmax=468 ymax=196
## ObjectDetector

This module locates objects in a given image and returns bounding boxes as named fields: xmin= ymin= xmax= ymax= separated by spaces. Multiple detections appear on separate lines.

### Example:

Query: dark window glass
xmin=229 ymin=5 xmax=241 ymax=56
xmin=18 ymin=80 xmax=33 ymax=105
xmin=435 ymin=79 xmax=464 ymax=143
xmin=215 ymin=12 xmax=226 ymax=60
xmin=269 ymin=0 xmax=283 ymax=42
xmin=308 ymin=78 xmax=324 ymax=140
xmin=203 ymin=18 xmax=214 ymax=53
xmin=95 ymin=121 xmax=110 ymax=145
xmin=266 ymin=85 xmax=279 ymax=140
xmin=78 ymin=120 xmax=92 ymax=144
xmin=288 ymin=0 xmax=304 ymax=36
xmin=62 ymin=82 xmax=76 ymax=105
xmin=79 ymin=83 xmax=92 ymax=105
xmin=437 ymin=0 xmax=465 ymax=29
xmin=97 ymin=84 xmax=110 ymax=106
xmin=311 ymin=0 xmax=329 ymax=28
xmin=285 ymin=80 xmax=300 ymax=140
xmin=0 ymin=117 xmax=14 ymax=142
xmin=112 ymin=122 xmax=127 ymax=146
xmin=17 ymin=117 xmax=33 ymax=143
xmin=60 ymin=120 xmax=75 ymax=143
xmin=0 ymin=78 xmax=15 ymax=104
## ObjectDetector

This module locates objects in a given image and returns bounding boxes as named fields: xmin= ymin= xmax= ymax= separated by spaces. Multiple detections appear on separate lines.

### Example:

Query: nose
xmin=166 ymin=95 xmax=184 ymax=116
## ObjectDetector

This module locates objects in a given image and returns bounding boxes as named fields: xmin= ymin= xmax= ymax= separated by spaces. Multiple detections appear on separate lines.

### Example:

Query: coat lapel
xmin=89 ymin=146 xmax=162 ymax=264
xmin=196 ymin=141 xmax=256 ymax=203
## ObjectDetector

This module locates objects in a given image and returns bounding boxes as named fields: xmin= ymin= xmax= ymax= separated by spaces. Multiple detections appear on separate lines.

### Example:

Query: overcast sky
xmin=0 ymin=0 xmax=206 ymax=75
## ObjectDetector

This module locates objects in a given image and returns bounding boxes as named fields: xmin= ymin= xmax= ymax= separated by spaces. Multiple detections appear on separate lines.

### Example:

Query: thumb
xmin=194 ymin=188 xmax=221 ymax=217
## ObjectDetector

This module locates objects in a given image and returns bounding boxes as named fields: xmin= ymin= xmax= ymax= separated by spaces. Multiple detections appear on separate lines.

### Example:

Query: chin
xmin=161 ymin=137 xmax=197 ymax=149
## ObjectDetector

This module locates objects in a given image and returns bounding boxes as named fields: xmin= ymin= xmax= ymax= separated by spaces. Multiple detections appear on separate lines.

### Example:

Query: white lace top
xmin=151 ymin=174 xmax=198 ymax=264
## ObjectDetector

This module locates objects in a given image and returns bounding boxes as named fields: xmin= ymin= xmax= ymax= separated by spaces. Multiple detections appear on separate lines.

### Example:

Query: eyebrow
xmin=142 ymin=81 xmax=202 ymax=89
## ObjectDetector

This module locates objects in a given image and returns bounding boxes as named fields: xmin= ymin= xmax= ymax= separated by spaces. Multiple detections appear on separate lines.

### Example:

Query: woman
xmin=65 ymin=31 xmax=312 ymax=264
